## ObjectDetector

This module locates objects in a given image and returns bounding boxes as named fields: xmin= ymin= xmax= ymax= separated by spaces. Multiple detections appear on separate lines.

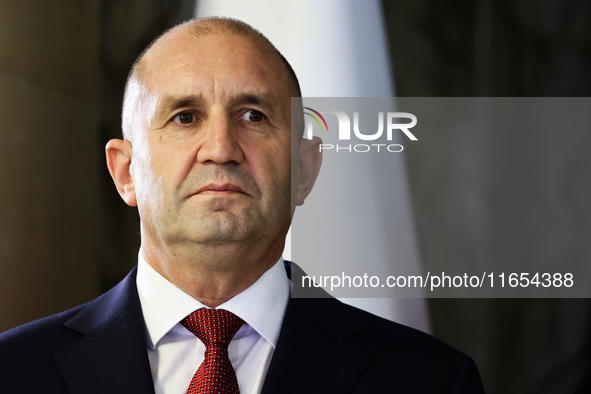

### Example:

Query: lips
xmin=195 ymin=183 xmax=246 ymax=195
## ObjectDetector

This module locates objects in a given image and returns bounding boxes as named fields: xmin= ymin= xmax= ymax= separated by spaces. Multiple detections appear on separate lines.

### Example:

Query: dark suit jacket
xmin=0 ymin=264 xmax=484 ymax=393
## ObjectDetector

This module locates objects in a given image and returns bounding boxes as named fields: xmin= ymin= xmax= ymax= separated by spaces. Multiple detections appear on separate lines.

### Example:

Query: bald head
xmin=122 ymin=17 xmax=302 ymax=142
xmin=106 ymin=17 xmax=322 ymax=305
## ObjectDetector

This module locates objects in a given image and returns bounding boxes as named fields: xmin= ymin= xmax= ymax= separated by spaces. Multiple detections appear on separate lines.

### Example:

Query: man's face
xmin=130 ymin=31 xmax=294 ymax=250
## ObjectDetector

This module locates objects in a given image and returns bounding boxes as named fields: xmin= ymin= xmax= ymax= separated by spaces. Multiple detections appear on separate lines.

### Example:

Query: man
xmin=0 ymin=17 xmax=484 ymax=393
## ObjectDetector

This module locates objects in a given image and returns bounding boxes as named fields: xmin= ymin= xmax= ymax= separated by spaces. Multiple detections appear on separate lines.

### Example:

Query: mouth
xmin=194 ymin=183 xmax=247 ymax=196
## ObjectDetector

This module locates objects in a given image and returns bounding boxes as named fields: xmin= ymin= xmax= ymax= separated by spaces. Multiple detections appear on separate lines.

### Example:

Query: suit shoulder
xmin=288 ymin=297 xmax=485 ymax=392
xmin=299 ymin=297 xmax=459 ymax=353
xmin=0 ymin=266 xmax=139 ymax=350
xmin=0 ymin=267 xmax=139 ymax=351
xmin=342 ymin=300 xmax=460 ymax=355
xmin=0 ymin=304 xmax=85 ymax=354
xmin=301 ymin=298 xmax=467 ymax=368
xmin=305 ymin=298 xmax=484 ymax=392
xmin=0 ymin=305 xmax=86 ymax=392
xmin=287 ymin=264 xmax=464 ymax=360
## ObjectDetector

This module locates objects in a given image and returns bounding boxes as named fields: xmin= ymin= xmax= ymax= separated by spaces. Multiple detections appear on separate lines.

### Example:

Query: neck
xmin=140 ymin=235 xmax=284 ymax=308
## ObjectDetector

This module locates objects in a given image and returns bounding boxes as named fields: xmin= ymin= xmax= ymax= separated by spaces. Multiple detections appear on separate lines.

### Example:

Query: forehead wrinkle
xmin=123 ymin=19 xmax=302 ymax=144
xmin=168 ymin=58 xmax=224 ymax=71
xmin=140 ymin=31 xmax=292 ymax=122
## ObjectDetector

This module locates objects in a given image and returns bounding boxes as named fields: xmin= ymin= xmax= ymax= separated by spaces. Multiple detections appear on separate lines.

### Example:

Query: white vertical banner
xmin=195 ymin=0 xmax=430 ymax=332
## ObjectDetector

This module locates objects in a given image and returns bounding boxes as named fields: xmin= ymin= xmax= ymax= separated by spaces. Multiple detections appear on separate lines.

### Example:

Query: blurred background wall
xmin=1 ymin=1 xmax=590 ymax=393
xmin=383 ymin=1 xmax=591 ymax=393
xmin=0 ymin=0 xmax=101 ymax=334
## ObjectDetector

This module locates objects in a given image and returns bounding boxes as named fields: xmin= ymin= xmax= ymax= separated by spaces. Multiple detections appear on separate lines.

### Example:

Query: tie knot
xmin=181 ymin=309 xmax=244 ymax=347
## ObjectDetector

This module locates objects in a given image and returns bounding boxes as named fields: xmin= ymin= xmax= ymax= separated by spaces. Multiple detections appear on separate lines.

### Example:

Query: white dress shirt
xmin=136 ymin=251 xmax=290 ymax=394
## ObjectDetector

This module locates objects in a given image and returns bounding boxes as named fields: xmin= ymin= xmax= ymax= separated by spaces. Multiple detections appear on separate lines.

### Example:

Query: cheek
xmin=139 ymin=138 xmax=196 ymax=194
xmin=246 ymin=130 xmax=291 ymax=168
xmin=256 ymin=158 xmax=292 ymax=217
xmin=247 ymin=144 xmax=291 ymax=187
xmin=132 ymin=144 xmax=176 ymax=211
xmin=132 ymin=156 xmax=164 ymax=212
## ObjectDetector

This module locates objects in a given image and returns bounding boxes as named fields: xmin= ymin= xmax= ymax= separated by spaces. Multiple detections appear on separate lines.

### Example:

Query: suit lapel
xmin=262 ymin=263 xmax=371 ymax=394
xmin=52 ymin=262 xmax=369 ymax=394
xmin=54 ymin=268 xmax=155 ymax=394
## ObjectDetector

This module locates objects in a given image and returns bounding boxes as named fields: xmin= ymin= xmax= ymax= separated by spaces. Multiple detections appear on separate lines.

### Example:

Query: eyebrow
xmin=227 ymin=92 xmax=278 ymax=111
xmin=153 ymin=91 xmax=282 ymax=125
xmin=155 ymin=94 xmax=205 ymax=122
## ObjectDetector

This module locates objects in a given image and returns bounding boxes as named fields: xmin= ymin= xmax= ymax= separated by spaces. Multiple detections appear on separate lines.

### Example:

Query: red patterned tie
xmin=181 ymin=309 xmax=244 ymax=394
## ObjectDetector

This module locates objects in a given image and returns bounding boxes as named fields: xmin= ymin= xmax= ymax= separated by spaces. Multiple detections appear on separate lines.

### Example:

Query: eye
xmin=172 ymin=112 xmax=194 ymax=124
xmin=241 ymin=109 xmax=266 ymax=123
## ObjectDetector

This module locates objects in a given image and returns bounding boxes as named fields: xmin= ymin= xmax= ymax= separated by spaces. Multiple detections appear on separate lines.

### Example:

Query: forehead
xmin=141 ymin=30 xmax=290 ymax=103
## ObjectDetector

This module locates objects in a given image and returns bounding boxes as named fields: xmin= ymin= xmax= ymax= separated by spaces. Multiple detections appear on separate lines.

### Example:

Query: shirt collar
xmin=136 ymin=250 xmax=290 ymax=350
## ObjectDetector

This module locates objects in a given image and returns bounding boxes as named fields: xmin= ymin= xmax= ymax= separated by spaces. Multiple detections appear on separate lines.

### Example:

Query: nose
xmin=196 ymin=108 xmax=244 ymax=164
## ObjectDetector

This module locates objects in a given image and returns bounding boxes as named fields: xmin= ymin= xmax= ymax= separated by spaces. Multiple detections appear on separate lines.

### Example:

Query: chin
xmin=190 ymin=214 xmax=257 ymax=244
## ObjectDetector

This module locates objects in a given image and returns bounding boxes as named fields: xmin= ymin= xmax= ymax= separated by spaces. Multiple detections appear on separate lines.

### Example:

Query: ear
xmin=296 ymin=136 xmax=322 ymax=206
xmin=105 ymin=139 xmax=137 ymax=206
